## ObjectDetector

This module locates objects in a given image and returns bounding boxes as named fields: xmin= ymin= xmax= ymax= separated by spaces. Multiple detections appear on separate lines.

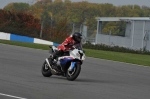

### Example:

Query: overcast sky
xmin=0 ymin=0 xmax=150 ymax=9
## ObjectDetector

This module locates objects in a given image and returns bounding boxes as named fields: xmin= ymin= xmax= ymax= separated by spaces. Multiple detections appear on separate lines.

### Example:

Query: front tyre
xmin=66 ymin=63 xmax=81 ymax=81
xmin=41 ymin=61 xmax=52 ymax=77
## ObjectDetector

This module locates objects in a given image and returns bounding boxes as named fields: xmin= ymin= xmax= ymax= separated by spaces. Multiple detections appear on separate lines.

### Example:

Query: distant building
xmin=95 ymin=17 xmax=150 ymax=51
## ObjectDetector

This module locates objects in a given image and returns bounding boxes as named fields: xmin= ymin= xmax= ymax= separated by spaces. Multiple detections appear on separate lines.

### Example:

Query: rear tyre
xmin=66 ymin=63 xmax=81 ymax=81
xmin=41 ymin=61 xmax=52 ymax=77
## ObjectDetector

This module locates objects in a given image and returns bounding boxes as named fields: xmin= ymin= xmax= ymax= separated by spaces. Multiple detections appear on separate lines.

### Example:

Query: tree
xmin=4 ymin=3 xmax=29 ymax=12
xmin=64 ymin=0 xmax=71 ymax=3
xmin=54 ymin=0 xmax=63 ymax=3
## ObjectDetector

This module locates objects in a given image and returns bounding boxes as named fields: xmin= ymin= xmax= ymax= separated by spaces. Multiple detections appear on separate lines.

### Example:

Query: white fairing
xmin=51 ymin=46 xmax=85 ymax=61
xmin=70 ymin=49 xmax=85 ymax=60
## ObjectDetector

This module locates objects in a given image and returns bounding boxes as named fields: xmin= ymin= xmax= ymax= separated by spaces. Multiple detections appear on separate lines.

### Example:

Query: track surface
xmin=0 ymin=43 xmax=150 ymax=99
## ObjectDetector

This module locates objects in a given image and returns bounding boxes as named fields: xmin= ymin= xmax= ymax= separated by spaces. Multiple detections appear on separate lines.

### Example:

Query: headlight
xmin=82 ymin=56 xmax=85 ymax=60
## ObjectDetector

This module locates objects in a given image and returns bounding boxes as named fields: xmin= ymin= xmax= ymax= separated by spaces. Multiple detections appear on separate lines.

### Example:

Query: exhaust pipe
xmin=45 ymin=58 xmax=57 ymax=73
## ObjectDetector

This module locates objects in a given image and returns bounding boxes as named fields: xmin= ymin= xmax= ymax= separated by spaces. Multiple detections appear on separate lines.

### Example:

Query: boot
xmin=48 ymin=57 xmax=53 ymax=65
xmin=48 ymin=57 xmax=60 ymax=72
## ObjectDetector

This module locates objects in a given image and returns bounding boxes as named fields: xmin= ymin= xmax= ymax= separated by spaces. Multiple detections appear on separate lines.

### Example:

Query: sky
xmin=0 ymin=0 xmax=150 ymax=9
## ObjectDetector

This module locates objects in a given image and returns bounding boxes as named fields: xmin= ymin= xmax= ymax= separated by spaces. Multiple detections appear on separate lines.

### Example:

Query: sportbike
xmin=41 ymin=46 xmax=85 ymax=81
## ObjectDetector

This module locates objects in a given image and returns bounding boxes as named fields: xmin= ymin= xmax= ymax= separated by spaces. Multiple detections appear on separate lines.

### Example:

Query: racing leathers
xmin=49 ymin=35 xmax=82 ymax=69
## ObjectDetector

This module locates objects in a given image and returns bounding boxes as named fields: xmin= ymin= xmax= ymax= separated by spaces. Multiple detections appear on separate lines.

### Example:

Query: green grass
xmin=85 ymin=49 xmax=150 ymax=66
xmin=0 ymin=39 xmax=150 ymax=66
xmin=0 ymin=40 xmax=49 ymax=50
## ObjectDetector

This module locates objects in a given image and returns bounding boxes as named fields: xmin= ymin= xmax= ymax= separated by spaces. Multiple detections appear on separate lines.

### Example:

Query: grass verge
xmin=0 ymin=40 xmax=49 ymax=50
xmin=0 ymin=39 xmax=150 ymax=66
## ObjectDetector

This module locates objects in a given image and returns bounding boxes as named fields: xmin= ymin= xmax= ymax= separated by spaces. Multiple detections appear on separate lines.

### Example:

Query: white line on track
xmin=0 ymin=93 xmax=27 ymax=99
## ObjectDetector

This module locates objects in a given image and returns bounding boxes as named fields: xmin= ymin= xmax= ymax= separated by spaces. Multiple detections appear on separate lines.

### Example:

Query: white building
xmin=95 ymin=17 xmax=150 ymax=51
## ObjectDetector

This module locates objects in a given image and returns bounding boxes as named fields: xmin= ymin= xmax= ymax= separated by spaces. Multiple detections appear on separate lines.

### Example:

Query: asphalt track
xmin=0 ymin=43 xmax=150 ymax=99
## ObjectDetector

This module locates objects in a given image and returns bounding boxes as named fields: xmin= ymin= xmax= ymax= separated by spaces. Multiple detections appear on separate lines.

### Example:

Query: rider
xmin=49 ymin=32 xmax=82 ymax=71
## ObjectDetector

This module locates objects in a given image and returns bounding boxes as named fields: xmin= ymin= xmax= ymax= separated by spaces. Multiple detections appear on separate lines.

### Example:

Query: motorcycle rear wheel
xmin=41 ymin=61 xmax=52 ymax=77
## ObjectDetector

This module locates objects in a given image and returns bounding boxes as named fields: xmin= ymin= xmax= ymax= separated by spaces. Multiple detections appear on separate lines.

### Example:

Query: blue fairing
xmin=60 ymin=58 xmax=73 ymax=65
xmin=69 ymin=62 xmax=76 ymax=71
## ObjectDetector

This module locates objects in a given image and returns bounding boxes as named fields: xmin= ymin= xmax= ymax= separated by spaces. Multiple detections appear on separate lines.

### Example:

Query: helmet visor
xmin=76 ymin=36 xmax=82 ymax=42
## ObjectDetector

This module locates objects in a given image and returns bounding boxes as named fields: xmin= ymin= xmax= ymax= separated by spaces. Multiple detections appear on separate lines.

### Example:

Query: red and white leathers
xmin=49 ymin=34 xmax=82 ymax=72
xmin=57 ymin=35 xmax=82 ymax=51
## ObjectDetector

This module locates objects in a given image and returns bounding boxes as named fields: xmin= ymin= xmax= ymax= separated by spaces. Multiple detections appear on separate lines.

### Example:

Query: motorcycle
xmin=41 ymin=46 xmax=85 ymax=81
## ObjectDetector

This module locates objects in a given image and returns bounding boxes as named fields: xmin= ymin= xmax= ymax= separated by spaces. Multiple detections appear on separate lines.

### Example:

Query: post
xmin=96 ymin=20 xmax=102 ymax=44
xmin=72 ymin=23 xmax=75 ymax=34
xmin=51 ymin=14 xmax=53 ymax=28
xmin=109 ymin=30 xmax=111 ymax=46
xmin=40 ymin=20 xmax=44 ymax=38
xmin=142 ymin=21 xmax=146 ymax=51
xmin=80 ymin=24 xmax=83 ymax=33
xmin=131 ymin=21 xmax=135 ymax=48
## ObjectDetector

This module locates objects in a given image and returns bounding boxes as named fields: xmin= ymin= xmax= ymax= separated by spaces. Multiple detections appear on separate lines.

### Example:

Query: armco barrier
xmin=0 ymin=32 xmax=10 ymax=40
xmin=34 ymin=38 xmax=53 ymax=45
xmin=53 ymin=42 xmax=60 ymax=47
xmin=10 ymin=34 xmax=34 ymax=43
xmin=0 ymin=32 xmax=60 ymax=46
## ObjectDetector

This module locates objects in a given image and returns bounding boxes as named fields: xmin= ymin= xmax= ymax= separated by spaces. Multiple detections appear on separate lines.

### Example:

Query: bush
xmin=83 ymin=42 xmax=150 ymax=55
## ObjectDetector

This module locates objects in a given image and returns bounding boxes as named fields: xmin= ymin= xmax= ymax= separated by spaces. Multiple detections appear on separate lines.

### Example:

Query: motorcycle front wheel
xmin=41 ymin=61 xmax=52 ymax=77
xmin=66 ymin=63 xmax=81 ymax=81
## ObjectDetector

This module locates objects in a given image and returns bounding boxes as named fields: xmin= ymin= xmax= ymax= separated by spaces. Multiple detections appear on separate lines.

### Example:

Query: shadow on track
xmin=44 ymin=76 xmax=117 ymax=84
xmin=75 ymin=78 xmax=117 ymax=84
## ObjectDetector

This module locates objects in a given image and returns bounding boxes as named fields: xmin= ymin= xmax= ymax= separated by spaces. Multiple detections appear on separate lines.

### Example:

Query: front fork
xmin=68 ymin=62 xmax=76 ymax=71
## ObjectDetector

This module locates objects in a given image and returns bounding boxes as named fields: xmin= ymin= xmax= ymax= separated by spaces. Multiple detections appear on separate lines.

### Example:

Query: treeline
xmin=1 ymin=0 xmax=150 ymax=42
xmin=0 ymin=9 xmax=40 ymax=38
xmin=0 ymin=9 xmax=70 ymax=43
